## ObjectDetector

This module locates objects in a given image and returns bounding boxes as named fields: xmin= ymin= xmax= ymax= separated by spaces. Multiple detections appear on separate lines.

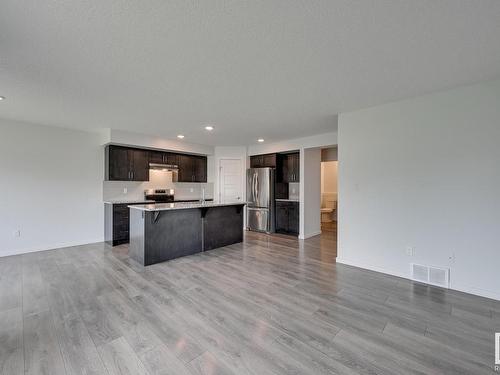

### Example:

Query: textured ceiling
xmin=1 ymin=1 xmax=500 ymax=146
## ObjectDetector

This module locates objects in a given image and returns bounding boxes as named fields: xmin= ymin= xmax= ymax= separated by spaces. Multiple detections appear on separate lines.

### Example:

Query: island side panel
xmin=144 ymin=209 xmax=202 ymax=265
xmin=129 ymin=208 xmax=146 ymax=265
xmin=203 ymin=204 xmax=244 ymax=251
xmin=104 ymin=203 xmax=113 ymax=245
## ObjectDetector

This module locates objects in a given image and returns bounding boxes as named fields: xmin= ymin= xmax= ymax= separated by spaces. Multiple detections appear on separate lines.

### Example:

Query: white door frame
xmin=218 ymin=157 xmax=244 ymax=201
xmin=218 ymin=157 xmax=246 ymax=227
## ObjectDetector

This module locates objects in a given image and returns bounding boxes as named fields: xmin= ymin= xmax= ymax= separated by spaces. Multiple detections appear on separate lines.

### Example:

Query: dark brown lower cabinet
xmin=275 ymin=201 xmax=299 ymax=235
xmin=105 ymin=203 xmax=144 ymax=246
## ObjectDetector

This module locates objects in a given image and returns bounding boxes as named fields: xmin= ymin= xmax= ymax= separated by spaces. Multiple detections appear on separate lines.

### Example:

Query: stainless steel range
xmin=144 ymin=189 xmax=175 ymax=203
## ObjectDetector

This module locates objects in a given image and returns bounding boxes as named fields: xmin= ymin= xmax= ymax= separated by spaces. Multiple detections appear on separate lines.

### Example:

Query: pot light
xmin=177 ymin=134 xmax=185 ymax=139
xmin=258 ymin=138 xmax=265 ymax=143
xmin=0 ymin=96 xmax=5 ymax=101
xmin=204 ymin=125 xmax=214 ymax=131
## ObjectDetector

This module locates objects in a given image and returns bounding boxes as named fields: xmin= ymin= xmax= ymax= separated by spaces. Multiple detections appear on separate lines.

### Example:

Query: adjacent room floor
xmin=1 ymin=230 xmax=498 ymax=374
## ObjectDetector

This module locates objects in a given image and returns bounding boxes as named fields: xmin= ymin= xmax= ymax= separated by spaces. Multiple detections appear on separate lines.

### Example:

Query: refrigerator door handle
xmin=255 ymin=172 xmax=259 ymax=204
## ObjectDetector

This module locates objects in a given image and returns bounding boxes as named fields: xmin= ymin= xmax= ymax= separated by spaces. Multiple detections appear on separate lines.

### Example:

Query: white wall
xmin=300 ymin=148 xmax=322 ymax=239
xmin=338 ymin=79 xmax=500 ymax=300
xmin=247 ymin=131 xmax=337 ymax=156
xmin=0 ymin=119 xmax=104 ymax=257
xmin=105 ymin=129 xmax=214 ymax=156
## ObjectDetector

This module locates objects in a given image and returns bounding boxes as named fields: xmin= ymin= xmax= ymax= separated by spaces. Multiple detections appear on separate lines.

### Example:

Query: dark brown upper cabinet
xmin=285 ymin=152 xmax=300 ymax=182
xmin=106 ymin=145 xmax=207 ymax=183
xmin=149 ymin=151 xmax=179 ymax=166
xmin=278 ymin=152 xmax=300 ymax=183
xmin=105 ymin=145 xmax=150 ymax=181
xmin=250 ymin=153 xmax=277 ymax=168
xmin=177 ymin=154 xmax=207 ymax=183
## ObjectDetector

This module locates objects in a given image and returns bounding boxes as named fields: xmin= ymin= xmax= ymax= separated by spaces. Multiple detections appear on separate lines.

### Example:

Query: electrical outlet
xmin=14 ymin=230 xmax=21 ymax=237
xmin=190 ymin=188 xmax=194 ymax=193
xmin=406 ymin=246 xmax=415 ymax=256
xmin=292 ymin=188 xmax=296 ymax=194
xmin=448 ymin=252 xmax=456 ymax=264
xmin=123 ymin=188 xmax=128 ymax=194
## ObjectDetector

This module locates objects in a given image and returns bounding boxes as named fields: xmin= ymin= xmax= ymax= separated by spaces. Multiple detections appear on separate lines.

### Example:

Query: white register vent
xmin=411 ymin=263 xmax=450 ymax=288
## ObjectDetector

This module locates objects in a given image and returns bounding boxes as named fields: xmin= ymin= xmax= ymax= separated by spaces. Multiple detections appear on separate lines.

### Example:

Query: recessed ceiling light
xmin=258 ymin=138 xmax=265 ymax=143
xmin=177 ymin=134 xmax=185 ymax=139
xmin=0 ymin=96 xmax=5 ymax=101
xmin=204 ymin=125 xmax=214 ymax=131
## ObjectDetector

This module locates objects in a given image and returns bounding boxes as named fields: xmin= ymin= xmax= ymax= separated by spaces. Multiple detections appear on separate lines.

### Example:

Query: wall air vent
xmin=411 ymin=263 xmax=450 ymax=288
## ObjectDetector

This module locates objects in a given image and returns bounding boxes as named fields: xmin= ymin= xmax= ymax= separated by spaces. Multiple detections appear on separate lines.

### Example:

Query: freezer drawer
xmin=247 ymin=207 xmax=271 ymax=233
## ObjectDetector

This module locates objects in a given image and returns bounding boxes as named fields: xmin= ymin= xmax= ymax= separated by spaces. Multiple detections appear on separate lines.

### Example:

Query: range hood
xmin=149 ymin=163 xmax=179 ymax=171
xmin=149 ymin=163 xmax=179 ymax=182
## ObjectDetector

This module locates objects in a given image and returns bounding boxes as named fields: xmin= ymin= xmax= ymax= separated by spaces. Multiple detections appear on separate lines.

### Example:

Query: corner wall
xmin=0 ymin=119 xmax=104 ymax=257
xmin=300 ymin=148 xmax=322 ymax=239
xmin=338 ymin=79 xmax=500 ymax=300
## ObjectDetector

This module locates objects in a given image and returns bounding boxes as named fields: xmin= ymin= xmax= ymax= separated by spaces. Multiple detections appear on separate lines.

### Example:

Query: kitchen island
xmin=128 ymin=201 xmax=245 ymax=265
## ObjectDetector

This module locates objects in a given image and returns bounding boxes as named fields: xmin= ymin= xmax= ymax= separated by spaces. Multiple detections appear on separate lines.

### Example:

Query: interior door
xmin=219 ymin=159 xmax=242 ymax=202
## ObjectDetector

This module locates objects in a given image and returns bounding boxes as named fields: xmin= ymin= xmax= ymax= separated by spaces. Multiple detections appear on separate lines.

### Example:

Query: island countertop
xmin=128 ymin=201 xmax=245 ymax=212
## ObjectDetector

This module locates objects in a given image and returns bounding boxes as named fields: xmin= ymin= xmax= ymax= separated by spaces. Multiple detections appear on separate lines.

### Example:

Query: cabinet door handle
xmin=131 ymin=171 xmax=134 ymax=180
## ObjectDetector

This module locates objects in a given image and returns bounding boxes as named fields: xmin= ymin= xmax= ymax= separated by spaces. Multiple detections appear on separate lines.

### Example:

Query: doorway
xmin=320 ymin=147 xmax=338 ymax=239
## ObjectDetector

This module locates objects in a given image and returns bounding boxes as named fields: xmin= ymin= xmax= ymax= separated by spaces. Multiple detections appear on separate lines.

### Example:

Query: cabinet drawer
xmin=114 ymin=229 xmax=129 ymax=241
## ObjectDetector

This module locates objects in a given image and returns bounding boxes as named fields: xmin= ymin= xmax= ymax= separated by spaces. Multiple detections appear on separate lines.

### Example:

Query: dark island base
xmin=129 ymin=204 xmax=244 ymax=266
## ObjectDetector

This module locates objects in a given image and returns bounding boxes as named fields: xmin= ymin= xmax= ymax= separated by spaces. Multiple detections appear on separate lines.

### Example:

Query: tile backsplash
xmin=103 ymin=170 xmax=213 ymax=201
xmin=288 ymin=182 xmax=300 ymax=200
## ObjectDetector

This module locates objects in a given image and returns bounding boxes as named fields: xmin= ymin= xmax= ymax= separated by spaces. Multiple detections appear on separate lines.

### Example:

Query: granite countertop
xmin=104 ymin=200 xmax=155 ymax=204
xmin=129 ymin=201 xmax=246 ymax=212
xmin=275 ymin=198 xmax=299 ymax=202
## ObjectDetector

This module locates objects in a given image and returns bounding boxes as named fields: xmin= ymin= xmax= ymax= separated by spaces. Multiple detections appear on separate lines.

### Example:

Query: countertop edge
xmin=129 ymin=202 xmax=246 ymax=212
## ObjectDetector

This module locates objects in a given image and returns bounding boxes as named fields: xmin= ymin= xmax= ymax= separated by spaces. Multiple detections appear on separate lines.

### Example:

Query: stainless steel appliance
xmin=246 ymin=168 xmax=275 ymax=233
xmin=148 ymin=163 xmax=179 ymax=182
xmin=144 ymin=189 xmax=175 ymax=202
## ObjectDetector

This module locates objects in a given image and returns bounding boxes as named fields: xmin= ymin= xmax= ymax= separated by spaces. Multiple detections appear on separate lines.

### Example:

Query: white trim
xmin=336 ymin=258 xmax=500 ymax=301
xmin=217 ymin=157 xmax=246 ymax=228
xmin=217 ymin=157 xmax=244 ymax=201
xmin=0 ymin=238 xmax=104 ymax=258
xmin=299 ymin=230 xmax=322 ymax=240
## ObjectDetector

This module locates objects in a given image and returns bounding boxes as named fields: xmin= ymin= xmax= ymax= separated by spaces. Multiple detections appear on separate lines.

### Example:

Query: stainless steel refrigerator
xmin=246 ymin=167 xmax=275 ymax=233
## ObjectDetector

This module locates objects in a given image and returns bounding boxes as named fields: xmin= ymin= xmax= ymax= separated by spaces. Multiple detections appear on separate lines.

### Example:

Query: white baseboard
xmin=0 ymin=238 xmax=105 ymax=258
xmin=299 ymin=230 xmax=322 ymax=240
xmin=336 ymin=257 xmax=500 ymax=302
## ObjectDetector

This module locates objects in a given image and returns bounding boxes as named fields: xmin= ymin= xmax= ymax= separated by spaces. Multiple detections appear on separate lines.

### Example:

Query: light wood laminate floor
xmin=1 ymin=230 xmax=499 ymax=374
